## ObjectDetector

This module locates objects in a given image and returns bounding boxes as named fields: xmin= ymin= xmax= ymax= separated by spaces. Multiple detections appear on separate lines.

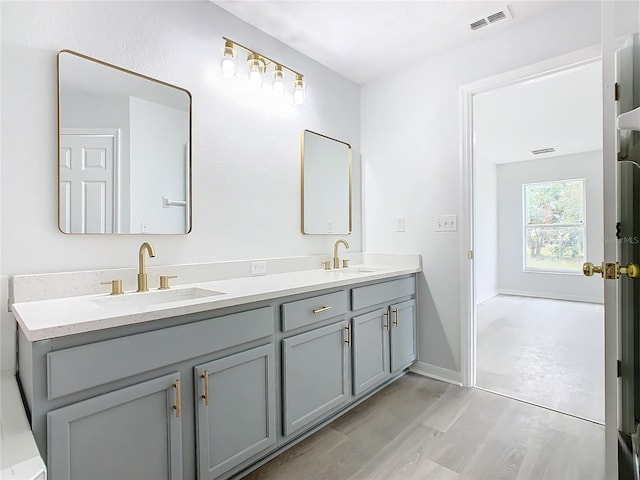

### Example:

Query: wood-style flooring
xmin=244 ymin=373 xmax=605 ymax=480
xmin=476 ymin=295 xmax=604 ymax=423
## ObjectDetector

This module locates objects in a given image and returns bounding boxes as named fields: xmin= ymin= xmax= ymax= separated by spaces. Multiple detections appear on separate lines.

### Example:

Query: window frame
xmin=522 ymin=178 xmax=587 ymax=275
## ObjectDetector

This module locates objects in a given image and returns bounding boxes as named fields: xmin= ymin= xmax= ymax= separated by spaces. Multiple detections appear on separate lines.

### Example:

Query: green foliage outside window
xmin=523 ymin=179 xmax=585 ymax=272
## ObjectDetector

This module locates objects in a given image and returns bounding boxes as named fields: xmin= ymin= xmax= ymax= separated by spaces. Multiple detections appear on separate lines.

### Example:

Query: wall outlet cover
xmin=250 ymin=261 xmax=267 ymax=276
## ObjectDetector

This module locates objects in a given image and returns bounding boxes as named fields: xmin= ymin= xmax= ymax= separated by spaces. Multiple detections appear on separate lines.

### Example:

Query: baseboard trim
xmin=410 ymin=362 xmax=462 ymax=386
xmin=496 ymin=289 xmax=604 ymax=305
xmin=476 ymin=290 xmax=499 ymax=304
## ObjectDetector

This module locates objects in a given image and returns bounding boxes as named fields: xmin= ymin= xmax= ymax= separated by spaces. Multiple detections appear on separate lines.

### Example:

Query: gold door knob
xmin=583 ymin=261 xmax=640 ymax=279
xmin=620 ymin=263 xmax=640 ymax=279
xmin=582 ymin=262 xmax=603 ymax=277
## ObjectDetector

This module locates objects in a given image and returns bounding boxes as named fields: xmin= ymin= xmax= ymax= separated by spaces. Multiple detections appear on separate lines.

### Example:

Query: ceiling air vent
xmin=531 ymin=147 xmax=556 ymax=155
xmin=469 ymin=6 xmax=512 ymax=31
xmin=470 ymin=19 xmax=488 ymax=30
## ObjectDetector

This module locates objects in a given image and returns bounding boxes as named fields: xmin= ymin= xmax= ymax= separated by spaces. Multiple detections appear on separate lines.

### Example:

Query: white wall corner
xmin=410 ymin=361 xmax=463 ymax=386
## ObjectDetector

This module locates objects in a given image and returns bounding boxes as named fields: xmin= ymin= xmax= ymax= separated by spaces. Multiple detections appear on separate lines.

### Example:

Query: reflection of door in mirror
xmin=301 ymin=130 xmax=352 ymax=235
xmin=60 ymin=129 xmax=118 ymax=233
xmin=57 ymin=50 xmax=192 ymax=234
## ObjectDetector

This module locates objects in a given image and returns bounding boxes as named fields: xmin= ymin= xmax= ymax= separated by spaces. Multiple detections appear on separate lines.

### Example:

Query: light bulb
xmin=273 ymin=65 xmax=285 ymax=96
xmin=292 ymin=74 xmax=305 ymax=106
xmin=220 ymin=40 xmax=236 ymax=77
xmin=247 ymin=53 xmax=265 ymax=87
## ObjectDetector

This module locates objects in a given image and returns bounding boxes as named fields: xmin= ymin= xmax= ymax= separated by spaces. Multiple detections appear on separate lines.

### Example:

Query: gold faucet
xmin=333 ymin=239 xmax=350 ymax=269
xmin=137 ymin=242 xmax=156 ymax=292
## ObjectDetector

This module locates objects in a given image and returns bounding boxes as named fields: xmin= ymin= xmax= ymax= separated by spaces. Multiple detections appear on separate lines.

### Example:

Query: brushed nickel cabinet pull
xmin=345 ymin=324 xmax=351 ymax=347
xmin=173 ymin=379 xmax=181 ymax=417
xmin=383 ymin=311 xmax=390 ymax=331
xmin=393 ymin=309 xmax=399 ymax=328
xmin=201 ymin=370 xmax=210 ymax=406
xmin=313 ymin=305 xmax=332 ymax=314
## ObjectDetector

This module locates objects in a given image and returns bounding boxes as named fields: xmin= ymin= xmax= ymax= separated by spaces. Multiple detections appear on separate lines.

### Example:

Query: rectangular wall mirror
xmin=58 ymin=50 xmax=192 ymax=234
xmin=301 ymin=130 xmax=352 ymax=234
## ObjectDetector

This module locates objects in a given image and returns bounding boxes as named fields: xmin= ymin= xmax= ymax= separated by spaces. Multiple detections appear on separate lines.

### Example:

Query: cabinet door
xmin=352 ymin=308 xmax=389 ymax=395
xmin=390 ymin=299 xmax=417 ymax=373
xmin=195 ymin=345 xmax=276 ymax=480
xmin=282 ymin=321 xmax=349 ymax=437
xmin=48 ymin=373 xmax=183 ymax=480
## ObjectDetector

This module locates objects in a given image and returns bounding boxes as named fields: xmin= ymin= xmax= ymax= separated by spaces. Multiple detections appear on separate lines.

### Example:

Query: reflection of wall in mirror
xmin=304 ymin=132 xmax=350 ymax=234
xmin=130 ymin=97 xmax=189 ymax=234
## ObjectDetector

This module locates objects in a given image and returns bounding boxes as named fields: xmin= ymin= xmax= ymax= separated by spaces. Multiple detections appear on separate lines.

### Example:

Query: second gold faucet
xmin=137 ymin=242 xmax=156 ymax=292
xmin=333 ymin=239 xmax=349 ymax=269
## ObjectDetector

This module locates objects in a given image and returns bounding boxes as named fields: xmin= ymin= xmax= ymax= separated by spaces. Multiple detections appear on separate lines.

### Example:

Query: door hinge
xmin=615 ymin=82 xmax=620 ymax=101
xmin=616 ymin=222 xmax=622 ymax=239
xmin=617 ymin=360 xmax=622 ymax=378
xmin=467 ymin=250 xmax=473 ymax=260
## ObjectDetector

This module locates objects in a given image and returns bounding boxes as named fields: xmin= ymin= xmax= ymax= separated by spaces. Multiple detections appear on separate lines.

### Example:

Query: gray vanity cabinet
xmin=351 ymin=277 xmax=417 ymax=396
xmin=47 ymin=372 xmax=183 ymax=480
xmin=389 ymin=299 xmax=417 ymax=373
xmin=194 ymin=344 xmax=276 ymax=480
xmin=352 ymin=308 xmax=390 ymax=395
xmin=282 ymin=320 xmax=350 ymax=437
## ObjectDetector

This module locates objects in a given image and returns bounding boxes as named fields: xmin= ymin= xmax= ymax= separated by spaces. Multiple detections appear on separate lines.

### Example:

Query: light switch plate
xmin=436 ymin=215 xmax=457 ymax=232
xmin=396 ymin=217 xmax=405 ymax=232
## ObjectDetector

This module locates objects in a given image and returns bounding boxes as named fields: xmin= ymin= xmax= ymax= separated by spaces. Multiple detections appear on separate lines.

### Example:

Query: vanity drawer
xmin=281 ymin=291 xmax=347 ymax=332
xmin=351 ymin=277 xmax=415 ymax=311
xmin=47 ymin=306 xmax=274 ymax=400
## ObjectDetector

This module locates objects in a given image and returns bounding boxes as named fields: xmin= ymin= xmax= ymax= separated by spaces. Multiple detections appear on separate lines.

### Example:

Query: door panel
xmin=47 ymin=373 xmax=182 ymax=480
xmin=194 ymin=345 xmax=276 ymax=480
xmin=282 ymin=321 xmax=349 ymax=437
xmin=59 ymin=133 xmax=116 ymax=233
xmin=352 ymin=308 xmax=389 ymax=395
xmin=619 ymin=161 xmax=640 ymax=436
xmin=390 ymin=299 xmax=417 ymax=373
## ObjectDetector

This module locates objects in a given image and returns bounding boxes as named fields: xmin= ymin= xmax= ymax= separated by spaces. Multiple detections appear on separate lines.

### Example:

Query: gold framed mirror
xmin=301 ymin=130 xmax=352 ymax=234
xmin=57 ymin=50 xmax=192 ymax=234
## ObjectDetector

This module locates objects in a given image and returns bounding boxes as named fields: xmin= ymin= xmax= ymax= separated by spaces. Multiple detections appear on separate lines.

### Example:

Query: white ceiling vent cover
xmin=469 ymin=6 xmax=513 ymax=30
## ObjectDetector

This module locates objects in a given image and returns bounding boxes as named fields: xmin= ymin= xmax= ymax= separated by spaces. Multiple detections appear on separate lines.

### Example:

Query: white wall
xmin=474 ymin=161 xmax=498 ymax=303
xmin=497 ymin=151 xmax=604 ymax=303
xmin=361 ymin=2 xmax=603 ymax=374
xmin=0 ymin=1 xmax=361 ymax=373
xmin=129 ymin=96 xmax=189 ymax=234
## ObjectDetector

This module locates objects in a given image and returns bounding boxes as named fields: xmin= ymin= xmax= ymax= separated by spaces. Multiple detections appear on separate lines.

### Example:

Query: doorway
xmin=461 ymin=49 xmax=605 ymax=424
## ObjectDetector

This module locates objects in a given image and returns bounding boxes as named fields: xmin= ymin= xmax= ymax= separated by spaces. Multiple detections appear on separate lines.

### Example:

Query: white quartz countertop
xmin=12 ymin=264 xmax=420 ymax=342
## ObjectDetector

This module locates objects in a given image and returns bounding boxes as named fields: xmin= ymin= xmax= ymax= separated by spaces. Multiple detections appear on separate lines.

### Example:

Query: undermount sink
xmin=333 ymin=266 xmax=382 ymax=275
xmin=92 ymin=287 xmax=225 ymax=308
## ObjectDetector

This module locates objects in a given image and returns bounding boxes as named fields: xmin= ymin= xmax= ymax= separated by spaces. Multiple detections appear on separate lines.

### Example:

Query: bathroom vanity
xmin=13 ymin=259 xmax=419 ymax=480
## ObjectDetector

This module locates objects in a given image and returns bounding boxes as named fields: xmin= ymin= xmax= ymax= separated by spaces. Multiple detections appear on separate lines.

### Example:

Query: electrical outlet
xmin=250 ymin=261 xmax=267 ymax=276
xmin=396 ymin=217 xmax=405 ymax=232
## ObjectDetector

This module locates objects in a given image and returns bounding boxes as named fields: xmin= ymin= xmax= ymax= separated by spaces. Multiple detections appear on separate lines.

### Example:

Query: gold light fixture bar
xmin=222 ymin=36 xmax=303 ymax=78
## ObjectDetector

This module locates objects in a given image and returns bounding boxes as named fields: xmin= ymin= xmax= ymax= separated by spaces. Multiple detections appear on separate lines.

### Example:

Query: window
xmin=523 ymin=179 xmax=585 ymax=273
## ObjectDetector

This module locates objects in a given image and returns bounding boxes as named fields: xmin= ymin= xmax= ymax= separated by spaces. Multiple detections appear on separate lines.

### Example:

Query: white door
xmin=59 ymin=133 xmax=117 ymax=233
xmin=599 ymin=4 xmax=639 ymax=478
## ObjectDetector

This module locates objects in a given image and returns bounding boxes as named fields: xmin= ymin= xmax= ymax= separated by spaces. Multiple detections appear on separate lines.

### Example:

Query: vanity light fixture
xmin=221 ymin=36 xmax=306 ymax=105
